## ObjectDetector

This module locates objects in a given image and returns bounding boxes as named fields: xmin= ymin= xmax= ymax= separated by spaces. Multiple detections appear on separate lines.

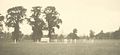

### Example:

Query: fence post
xmin=74 ymin=39 xmax=76 ymax=43
xmin=14 ymin=39 xmax=16 ymax=44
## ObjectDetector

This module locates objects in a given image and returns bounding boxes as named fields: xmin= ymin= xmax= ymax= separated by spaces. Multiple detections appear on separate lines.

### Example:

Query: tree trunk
xmin=13 ymin=22 xmax=20 ymax=42
xmin=48 ymin=29 xmax=52 ymax=42
xmin=38 ymin=29 xmax=43 ymax=42
xmin=48 ymin=20 xmax=52 ymax=42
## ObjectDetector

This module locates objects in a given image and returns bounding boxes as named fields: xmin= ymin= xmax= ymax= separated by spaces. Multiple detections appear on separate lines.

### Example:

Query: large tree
xmin=0 ymin=14 xmax=4 ymax=29
xmin=89 ymin=30 xmax=95 ymax=39
xmin=44 ymin=6 xmax=62 ymax=41
xmin=6 ymin=6 xmax=27 ymax=42
xmin=0 ymin=14 xmax=4 ymax=38
xmin=27 ymin=6 xmax=45 ymax=42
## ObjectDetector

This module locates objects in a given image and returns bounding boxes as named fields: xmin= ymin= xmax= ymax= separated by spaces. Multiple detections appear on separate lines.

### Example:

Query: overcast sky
xmin=0 ymin=0 xmax=120 ymax=35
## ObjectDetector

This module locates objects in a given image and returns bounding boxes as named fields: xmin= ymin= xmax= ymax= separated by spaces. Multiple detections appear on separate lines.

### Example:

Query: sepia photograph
xmin=0 ymin=0 xmax=120 ymax=55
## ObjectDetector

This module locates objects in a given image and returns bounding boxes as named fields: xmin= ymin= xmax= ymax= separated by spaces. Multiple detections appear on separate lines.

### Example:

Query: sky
xmin=0 ymin=0 xmax=120 ymax=36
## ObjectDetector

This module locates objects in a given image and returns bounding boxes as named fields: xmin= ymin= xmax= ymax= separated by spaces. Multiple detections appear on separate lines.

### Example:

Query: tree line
xmin=58 ymin=28 xmax=120 ymax=41
xmin=94 ymin=28 xmax=120 ymax=39
xmin=0 ymin=6 xmax=62 ymax=42
xmin=0 ymin=6 xmax=120 ymax=43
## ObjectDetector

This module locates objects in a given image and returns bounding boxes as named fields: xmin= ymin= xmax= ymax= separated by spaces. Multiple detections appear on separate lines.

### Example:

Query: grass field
xmin=0 ymin=39 xmax=120 ymax=55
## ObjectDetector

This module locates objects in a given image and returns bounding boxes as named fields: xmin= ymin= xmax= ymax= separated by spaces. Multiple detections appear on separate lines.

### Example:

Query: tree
xmin=96 ymin=30 xmax=105 ymax=39
xmin=112 ymin=27 xmax=120 ymax=39
xmin=6 ymin=6 xmax=27 ymax=42
xmin=0 ymin=14 xmax=4 ymax=38
xmin=0 ymin=14 xmax=4 ymax=31
xmin=0 ymin=14 xmax=4 ymax=21
xmin=58 ymin=34 xmax=64 ymax=39
xmin=89 ymin=30 xmax=95 ymax=39
xmin=67 ymin=28 xmax=79 ymax=39
xmin=44 ymin=6 xmax=62 ymax=41
xmin=58 ymin=34 xmax=64 ymax=42
xmin=27 ymin=6 xmax=45 ymax=42
xmin=73 ymin=28 xmax=77 ymax=34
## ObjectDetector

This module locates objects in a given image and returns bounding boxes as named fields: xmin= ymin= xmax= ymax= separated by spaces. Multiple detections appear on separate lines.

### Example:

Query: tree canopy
xmin=6 ymin=6 xmax=27 ymax=41
xmin=27 ymin=6 xmax=45 ymax=42
xmin=44 ymin=6 xmax=62 ymax=41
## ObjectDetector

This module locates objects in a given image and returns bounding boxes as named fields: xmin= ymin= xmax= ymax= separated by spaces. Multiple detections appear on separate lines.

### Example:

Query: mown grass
xmin=0 ymin=39 xmax=120 ymax=55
